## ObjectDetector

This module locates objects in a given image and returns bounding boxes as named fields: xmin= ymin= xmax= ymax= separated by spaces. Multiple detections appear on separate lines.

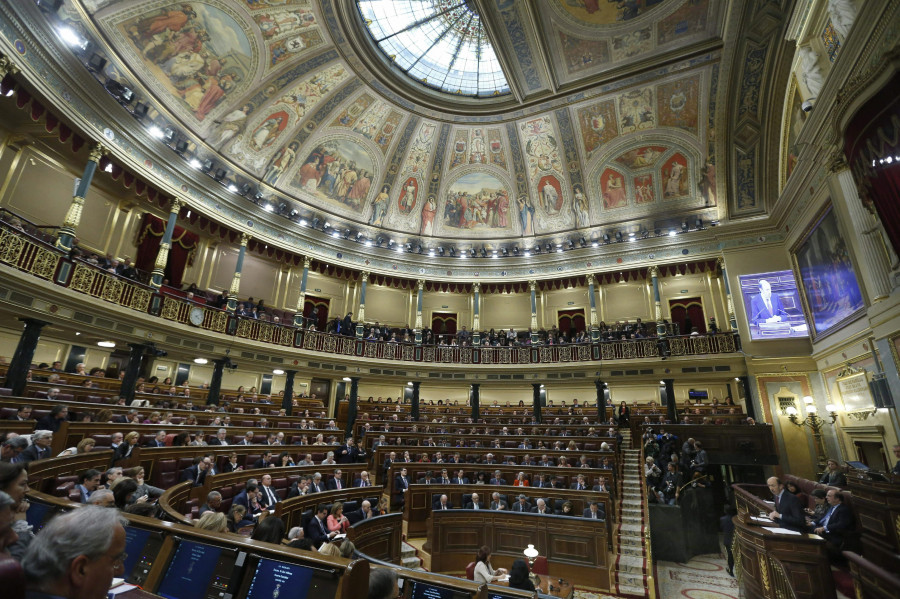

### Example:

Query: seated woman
xmin=508 ymin=558 xmax=536 ymax=592
xmin=473 ymin=546 xmax=508 ymax=584
xmin=327 ymin=502 xmax=350 ymax=534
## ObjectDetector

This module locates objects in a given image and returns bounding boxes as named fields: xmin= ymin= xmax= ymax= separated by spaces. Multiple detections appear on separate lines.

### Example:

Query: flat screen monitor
xmin=687 ymin=390 xmax=708 ymax=400
xmin=156 ymin=540 xmax=238 ymax=599
xmin=241 ymin=557 xmax=341 ymax=599
xmin=407 ymin=580 xmax=470 ymax=599
xmin=487 ymin=593 xmax=526 ymax=599
xmin=122 ymin=526 xmax=164 ymax=585
xmin=738 ymin=270 xmax=809 ymax=340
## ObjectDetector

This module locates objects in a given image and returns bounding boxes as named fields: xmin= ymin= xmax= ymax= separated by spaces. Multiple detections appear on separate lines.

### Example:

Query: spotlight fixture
xmin=213 ymin=168 xmax=227 ymax=181
xmin=591 ymin=239 xmax=599 ymax=247
xmin=194 ymin=357 xmax=208 ymax=365
xmin=227 ymin=183 xmax=239 ymax=193
xmin=416 ymin=244 xmax=423 ymax=254
xmin=119 ymin=87 xmax=135 ymax=104
xmin=603 ymin=233 xmax=611 ymax=244
xmin=694 ymin=217 xmax=703 ymax=229
xmin=132 ymin=102 xmax=149 ymax=119
xmin=387 ymin=239 xmax=395 ymax=248
xmin=448 ymin=247 xmax=456 ymax=257
xmin=480 ymin=247 xmax=487 ymax=258
xmin=556 ymin=244 xmax=563 ymax=253
xmin=174 ymin=139 xmax=189 ymax=154
xmin=428 ymin=248 xmax=435 ymax=257
xmin=579 ymin=237 xmax=587 ymax=247
xmin=86 ymin=53 xmax=107 ymax=73
xmin=272 ymin=369 xmax=285 ymax=375
xmin=438 ymin=247 xmax=445 ymax=256
xmin=278 ymin=202 xmax=288 ymax=214
xmin=512 ymin=246 xmax=519 ymax=256
xmin=312 ymin=218 xmax=320 ymax=229
xmin=545 ymin=242 xmax=552 ymax=252
xmin=502 ymin=247 xmax=509 ymax=256
xmin=253 ymin=191 xmax=264 ymax=202
xmin=375 ymin=235 xmax=384 ymax=247
xmin=681 ymin=221 xmax=689 ymax=232
xmin=615 ymin=231 xmax=623 ymax=242
xmin=524 ymin=249 xmax=531 ymax=257
xmin=96 ymin=341 xmax=116 ymax=348
xmin=654 ymin=228 xmax=662 ymax=236
xmin=343 ymin=229 xmax=351 ymax=239
xmin=568 ymin=239 xmax=576 ymax=249
xmin=238 ymin=183 xmax=252 ymax=196
xmin=299 ymin=218 xmax=308 ymax=226
xmin=162 ymin=127 xmax=176 ymax=143
xmin=641 ymin=229 xmax=650 ymax=239
xmin=669 ymin=230 xmax=677 ymax=237
xmin=355 ymin=232 xmax=363 ymax=241
xmin=201 ymin=159 xmax=213 ymax=173
xmin=470 ymin=248 xmax=477 ymax=257
xmin=189 ymin=158 xmax=202 ymax=170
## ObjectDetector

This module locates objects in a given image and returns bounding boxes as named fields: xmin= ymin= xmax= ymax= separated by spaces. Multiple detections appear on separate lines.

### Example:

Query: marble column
xmin=529 ymin=280 xmax=538 ymax=344
xmin=834 ymin=166 xmax=893 ymax=301
xmin=587 ymin=275 xmax=600 ymax=342
xmin=119 ymin=343 xmax=148 ymax=404
xmin=662 ymin=379 xmax=677 ymax=423
xmin=411 ymin=381 xmax=421 ymax=422
xmin=415 ymin=279 xmax=424 ymax=344
xmin=281 ymin=370 xmax=296 ymax=415
xmin=472 ymin=282 xmax=481 ymax=345
xmin=56 ymin=143 xmax=108 ymax=252
xmin=227 ymin=233 xmax=251 ymax=312
xmin=471 ymin=383 xmax=480 ymax=423
xmin=718 ymin=258 xmax=738 ymax=330
xmin=345 ymin=377 xmax=360 ymax=436
xmin=356 ymin=271 xmax=369 ymax=338
xmin=293 ymin=257 xmax=311 ymax=327
xmin=206 ymin=358 xmax=227 ymax=405
xmin=595 ymin=379 xmax=607 ymax=423
xmin=6 ymin=318 xmax=50 ymax=396
xmin=649 ymin=266 xmax=662 ymax=321
xmin=149 ymin=198 xmax=184 ymax=289
xmin=532 ymin=383 xmax=542 ymax=424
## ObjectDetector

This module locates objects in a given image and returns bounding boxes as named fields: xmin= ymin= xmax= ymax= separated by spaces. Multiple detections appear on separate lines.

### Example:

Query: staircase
xmin=401 ymin=541 xmax=427 ymax=570
xmin=613 ymin=439 xmax=651 ymax=598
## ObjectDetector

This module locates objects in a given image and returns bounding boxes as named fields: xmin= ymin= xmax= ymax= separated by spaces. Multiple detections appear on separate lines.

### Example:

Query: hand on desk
xmin=767 ymin=511 xmax=780 ymax=520
xmin=814 ymin=527 xmax=825 ymax=535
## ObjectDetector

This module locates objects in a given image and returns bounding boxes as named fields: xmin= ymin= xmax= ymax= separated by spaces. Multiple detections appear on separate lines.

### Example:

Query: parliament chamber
xmin=0 ymin=1 xmax=899 ymax=599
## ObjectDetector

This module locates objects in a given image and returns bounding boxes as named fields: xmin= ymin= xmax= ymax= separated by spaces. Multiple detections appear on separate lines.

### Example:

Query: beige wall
xmin=366 ymin=285 xmax=411 ymax=326
xmin=603 ymin=283 xmax=650 ymax=323
xmin=480 ymin=292 xmax=529 ymax=330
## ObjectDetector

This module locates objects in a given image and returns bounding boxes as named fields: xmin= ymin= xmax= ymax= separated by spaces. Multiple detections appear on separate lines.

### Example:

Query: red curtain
xmin=668 ymin=298 xmax=706 ymax=334
xmin=431 ymin=312 xmax=457 ymax=339
xmin=557 ymin=308 xmax=586 ymax=333
xmin=844 ymin=73 xmax=900 ymax=257
xmin=303 ymin=296 xmax=330 ymax=330
xmin=134 ymin=213 xmax=198 ymax=287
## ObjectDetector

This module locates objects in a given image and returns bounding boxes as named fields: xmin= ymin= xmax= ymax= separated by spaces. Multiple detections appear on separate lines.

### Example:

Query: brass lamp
xmin=523 ymin=544 xmax=540 ymax=586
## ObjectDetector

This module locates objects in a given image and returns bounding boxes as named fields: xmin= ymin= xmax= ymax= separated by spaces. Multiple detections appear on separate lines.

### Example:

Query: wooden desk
xmin=347 ymin=513 xmax=403 ymax=565
xmin=734 ymin=516 xmax=836 ymax=599
xmin=846 ymin=475 xmax=900 ymax=572
xmin=428 ymin=510 xmax=610 ymax=592
xmin=638 ymin=424 xmax=778 ymax=465
xmin=492 ymin=576 xmax=574 ymax=599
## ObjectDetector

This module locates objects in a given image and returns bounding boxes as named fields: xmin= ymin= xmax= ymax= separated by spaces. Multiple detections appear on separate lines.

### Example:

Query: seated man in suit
xmin=531 ymin=498 xmax=550 ymax=515
xmin=76 ymin=469 xmax=102 ymax=504
xmin=490 ymin=492 xmax=507 ymax=511
xmin=571 ymin=473 xmax=589 ymax=491
xmin=489 ymin=470 xmax=506 ymax=485
xmin=583 ymin=500 xmax=606 ymax=520
xmin=465 ymin=492 xmax=483 ymax=510
xmin=417 ymin=471 xmax=436 ymax=485
xmin=811 ymin=489 xmax=854 ymax=559
xmin=593 ymin=475 xmax=614 ymax=495
xmin=354 ymin=470 xmax=373 ymax=487
xmin=19 ymin=430 xmax=54 ymax=463
xmin=198 ymin=491 xmax=222 ymax=516
xmin=305 ymin=503 xmax=338 ymax=548
xmin=258 ymin=473 xmax=280 ymax=507
xmin=208 ymin=428 xmax=229 ymax=446
xmin=253 ymin=451 xmax=276 ymax=469
xmin=337 ymin=437 xmax=364 ymax=464
xmin=453 ymin=469 xmax=469 ymax=485
xmin=766 ymin=477 xmax=806 ymax=531
xmin=327 ymin=469 xmax=347 ymax=491
xmin=308 ymin=473 xmax=326 ymax=493
xmin=749 ymin=279 xmax=787 ymax=325
xmin=145 ymin=430 xmax=167 ymax=448
xmin=511 ymin=494 xmax=531 ymax=512
xmin=438 ymin=469 xmax=451 ymax=484
xmin=180 ymin=456 xmax=212 ymax=487
xmin=346 ymin=499 xmax=374 ymax=524
xmin=433 ymin=494 xmax=453 ymax=511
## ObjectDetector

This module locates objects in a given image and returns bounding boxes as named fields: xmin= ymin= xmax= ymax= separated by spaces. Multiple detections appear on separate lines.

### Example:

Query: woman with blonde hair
xmin=114 ymin=431 xmax=140 ymax=463
xmin=195 ymin=511 xmax=228 ymax=532
xmin=58 ymin=437 xmax=96 ymax=457
xmin=376 ymin=496 xmax=389 ymax=515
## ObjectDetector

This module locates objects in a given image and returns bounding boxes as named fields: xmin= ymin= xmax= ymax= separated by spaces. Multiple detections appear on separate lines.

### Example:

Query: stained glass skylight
xmin=357 ymin=0 xmax=511 ymax=98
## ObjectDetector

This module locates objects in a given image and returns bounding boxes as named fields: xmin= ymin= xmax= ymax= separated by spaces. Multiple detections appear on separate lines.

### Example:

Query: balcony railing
xmin=0 ymin=222 xmax=741 ymax=365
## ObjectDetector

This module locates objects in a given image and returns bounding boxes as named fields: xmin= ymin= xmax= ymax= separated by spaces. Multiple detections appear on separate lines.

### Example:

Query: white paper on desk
xmin=750 ymin=516 xmax=772 ymax=523
xmin=108 ymin=583 xmax=138 ymax=595
xmin=762 ymin=500 xmax=774 ymax=505
xmin=768 ymin=527 xmax=802 ymax=535
xmin=497 ymin=575 xmax=510 ymax=582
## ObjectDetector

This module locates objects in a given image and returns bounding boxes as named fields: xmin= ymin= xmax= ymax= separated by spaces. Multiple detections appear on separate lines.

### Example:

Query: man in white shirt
xmin=466 ymin=493 xmax=482 ymax=510
xmin=259 ymin=473 xmax=279 ymax=507
xmin=531 ymin=498 xmax=549 ymax=515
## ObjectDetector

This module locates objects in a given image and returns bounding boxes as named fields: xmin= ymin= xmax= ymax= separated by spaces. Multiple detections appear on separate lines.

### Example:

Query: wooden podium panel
xmin=734 ymin=517 xmax=835 ymax=599
xmin=429 ymin=511 xmax=610 ymax=592
xmin=846 ymin=476 xmax=900 ymax=572
xmin=347 ymin=513 xmax=403 ymax=565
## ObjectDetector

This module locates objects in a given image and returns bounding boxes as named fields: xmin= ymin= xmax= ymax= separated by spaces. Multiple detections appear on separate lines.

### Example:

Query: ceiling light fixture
xmin=194 ymin=357 xmax=208 ymax=364
xmin=97 ymin=341 xmax=116 ymax=348
xmin=272 ymin=369 xmax=285 ymax=375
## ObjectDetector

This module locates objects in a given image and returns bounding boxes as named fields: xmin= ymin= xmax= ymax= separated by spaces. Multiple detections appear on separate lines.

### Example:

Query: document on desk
xmin=762 ymin=500 xmax=774 ymax=505
xmin=108 ymin=583 xmax=138 ymax=596
xmin=768 ymin=527 xmax=802 ymax=535
xmin=750 ymin=516 xmax=772 ymax=523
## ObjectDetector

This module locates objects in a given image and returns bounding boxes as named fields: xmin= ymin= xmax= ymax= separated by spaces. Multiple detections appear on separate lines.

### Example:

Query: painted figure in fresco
xmin=602 ymin=172 xmax=627 ymax=209
xmin=420 ymin=196 xmax=436 ymax=236
xmin=251 ymin=115 xmax=286 ymax=151
xmin=399 ymin=178 xmax=417 ymax=213
xmin=496 ymin=190 xmax=510 ymax=228
xmin=348 ymin=170 xmax=371 ymax=207
xmin=370 ymin=186 xmax=389 ymax=226
xmin=210 ymin=104 xmax=250 ymax=148
xmin=263 ymin=141 xmax=299 ymax=185
xmin=698 ymin=158 xmax=716 ymax=205
xmin=664 ymin=160 xmax=685 ymax=197
xmin=541 ymin=179 xmax=560 ymax=214
xmin=517 ymin=196 xmax=535 ymax=236
xmin=297 ymin=155 xmax=324 ymax=192
xmin=573 ymin=185 xmax=590 ymax=227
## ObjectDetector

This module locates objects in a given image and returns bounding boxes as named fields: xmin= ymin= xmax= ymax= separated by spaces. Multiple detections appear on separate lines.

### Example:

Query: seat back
xmin=0 ymin=557 xmax=25 ymax=599
xmin=465 ymin=562 xmax=476 ymax=581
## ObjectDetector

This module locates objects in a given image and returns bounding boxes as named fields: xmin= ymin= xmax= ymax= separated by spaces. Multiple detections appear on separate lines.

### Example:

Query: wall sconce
xmin=786 ymin=396 xmax=837 ymax=474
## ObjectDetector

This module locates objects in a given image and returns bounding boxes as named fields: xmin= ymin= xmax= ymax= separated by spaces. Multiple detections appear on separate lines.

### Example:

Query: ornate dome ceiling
xmin=58 ymin=0 xmax=736 ymax=256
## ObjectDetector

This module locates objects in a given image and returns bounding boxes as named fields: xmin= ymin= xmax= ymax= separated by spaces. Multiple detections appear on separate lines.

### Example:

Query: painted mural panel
xmin=291 ymin=137 xmax=377 ymax=213
xmin=600 ymin=168 xmax=628 ymax=210
xmin=558 ymin=31 xmax=610 ymax=74
xmin=113 ymin=2 xmax=254 ymax=123
xmin=611 ymin=28 xmax=653 ymax=61
xmin=661 ymin=153 xmax=689 ymax=198
xmin=441 ymin=172 xmax=513 ymax=233
xmin=782 ymin=77 xmax=807 ymax=188
xmin=351 ymin=102 xmax=402 ymax=154
xmin=573 ymin=184 xmax=590 ymax=228
xmin=519 ymin=116 xmax=563 ymax=180
xmin=619 ymin=87 xmax=656 ymax=133
xmin=615 ymin=146 xmax=667 ymax=169
xmin=657 ymin=75 xmax=700 ymax=133
xmin=633 ymin=174 xmax=655 ymax=204
xmin=554 ymin=0 xmax=667 ymax=25
xmin=537 ymin=175 xmax=565 ymax=216
xmin=577 ymin=99 xmax=618 ymax=159
xmin=657 ymin=0 xmax=709 ymax=45
xmin=330 ymin=93 xmax=375 ymax=128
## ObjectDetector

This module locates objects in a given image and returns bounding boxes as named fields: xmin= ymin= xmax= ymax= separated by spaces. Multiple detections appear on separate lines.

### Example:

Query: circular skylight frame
xmin=357 ymin=0 xmax=511 ymax=98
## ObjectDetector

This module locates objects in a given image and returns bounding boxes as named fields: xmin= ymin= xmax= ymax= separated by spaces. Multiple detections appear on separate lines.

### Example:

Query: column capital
xmin=0 ymin=55 xmax=20 ymax=79
xmin=89 ymin=143 xmax=109 ymax=164
xmin=303 ymin=256 xmax=312 ymax=269
xmin=417 ymin=278 xmax=426 ymax=291
xmin=472 ymin=282 xmax=480 ymax=293
xmin=648 ymin=265 xmax=659 ymax=279
xmin=716 ymin=256 xmax=726 ymax=270
xmin=360 ymin=271 xmax=370 ymax=282
xmin=529 ymin=280 xmax=537 ymax=292
xmin=239 ymin=232 xmax=251 ymax=247
xmin=826 ymin=146 xmax=850 ymax=173
xmin=169 ymin=198 xmax=185 ymax=214
xmin=586 ymin=274 xmax=596 ymax=286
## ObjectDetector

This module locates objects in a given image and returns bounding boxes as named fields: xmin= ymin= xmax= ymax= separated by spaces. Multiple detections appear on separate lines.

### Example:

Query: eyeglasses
xmin=112 ymin=552 xmax=128 ymax=569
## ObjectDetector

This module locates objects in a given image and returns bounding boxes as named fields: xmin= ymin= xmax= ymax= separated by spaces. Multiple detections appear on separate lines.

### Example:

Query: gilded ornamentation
xmin=161 ymin=297 xmax=181 ymax=321
xmin=669 ymin=337 xmax=686 ymax=356
xmin=642 ymin=340 xmax=659 ymax=357
xmin=539 ymin=347 xmax=552 ymax=362
xmin=303 ymin=256 xmax=311 ymax=269
xmin=238 ymin=232 xmax=251 ymax=247
xmin=130 ymin=289 xmax=151 ymax=312
xmin=323 ymin=334 xmax=336 ymax=353
xmin=423 ymin=346 xmax=435 ymax=362
xmin=62 ymin=195 xmax=86 ymax=229
xmin=692 ymin=336 xmax=710 ymax=354
xmin=401 ymin=345 xmax=414 ymax=361
xmin=236 ymin=319 xmax=252 ymax=338
xmin=601 ymin=344 xmax=615 ymax=360
xmin=341 ymin=339 xmax=355 ymax=354
xmin=460 ymin=348 xmax=471 ymax=364
xmin=624 ymin=342 xmax=637 ymax=359
xmin=439 ymin=347 xmax=453 ymax=363
xmin=259 ymin=324 xmax=273 ymax=343
xmin=278 ymin=328 xmax=293 ymax=346
xmin=88 ymin=143 xmax=109 ymax=164
xmin=383 ymin=344 xmax=396 ymax=360
xmin=303 ymin=332 xmax=317 ymax=350
xmin=228 ymin=272 xmax=242 ymax=295
xmin=364 ymin=342 xmax=377 ymax=358
xmin=0 ymin=229 xmax=25 ymax=265
xmin=516 ymin=349 xmax=529 ymax=364
xmin=895 ymin=514 xmax=900 ymax=542
xmin=70 ymin=264 xmax=95 ymax=294
xmin=154 ymin=242 xmax=171 ymax=270
xmin=0 ymin=55 xmax=20 ymax=79
xmin=758 ymin=554 xmax=770 ymax=592
xmin=169 ymin=198 xmax=185 ymax=214
xmin=101 ymin=276 xmax=124 ymax=303
xmin=209 ymin=311 xmax=228 ymax=333
xmin=30 ymin=248 xmax=60 ymax=280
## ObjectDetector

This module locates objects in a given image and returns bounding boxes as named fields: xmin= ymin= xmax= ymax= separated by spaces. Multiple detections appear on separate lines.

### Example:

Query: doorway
xmin=668 ymin=297 xmax=706 ymax=335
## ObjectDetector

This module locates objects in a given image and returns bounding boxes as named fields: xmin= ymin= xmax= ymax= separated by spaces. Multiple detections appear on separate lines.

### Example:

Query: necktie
xmin=765 ymin=298 xmax=772 ymax=314
xmin=442 ymin=505 xmax=446 ymax=510
xmin=774 ymin=494 xmax=780 ymax=511
xmin=336 ymin=480 xmax=341 ymax=490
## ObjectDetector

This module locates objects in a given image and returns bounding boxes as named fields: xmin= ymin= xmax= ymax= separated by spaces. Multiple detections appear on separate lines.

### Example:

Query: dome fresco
xmin=68 ymin=0 xmax=732 ymax=253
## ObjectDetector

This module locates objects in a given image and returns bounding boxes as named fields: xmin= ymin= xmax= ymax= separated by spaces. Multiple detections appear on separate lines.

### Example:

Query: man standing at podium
xmin=766 ymin=477 xmax=805 ymax=531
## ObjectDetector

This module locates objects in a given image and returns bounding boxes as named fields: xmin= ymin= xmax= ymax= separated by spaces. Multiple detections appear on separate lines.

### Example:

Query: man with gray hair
xmin=209 ymin=428 xmax=229 ymax=445
xmin=105 ymin=467 xmax=123 ymax=488
xmin=20 ymin=431 xmax=54 ymax=463
xmin=199 ymin=491 xmax=222 ymax=515
xmin=22 ymin=506 xmax=126 ymax=598
xmin=367 ymin=567 xmax=399 ymax=599
xmin=1 ymin=434 xmax=28 ymax=462
xmin=88 ymin=489 xmax=115 ymax=508
xmin=0 ymin=491 xmax=18 ymax=554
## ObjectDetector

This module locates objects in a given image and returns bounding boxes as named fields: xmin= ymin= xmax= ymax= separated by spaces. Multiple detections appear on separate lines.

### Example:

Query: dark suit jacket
xmin=180 ymin=465 xmax=207 ymax=487
xmin=394 ymin=476 xmax=410 ymax=493
xmin=464 ymin=502 xmax=484 ymax=510
xmin=326 ymin=478 xmax=347 ymax=491
xmin=252 ymin=458 xmax=273 ymax=469
xmin=489 ymin=478 xmax=507 ymax=485
xmin=19 ymin=444 xmax=51 ymax=463
xmin=35 ymin=416 xmax=63 ymax=433
xmin=222 ymin=461 xmax=241 ymax=473
xmin=490 ymin=500 xmax=508 ymax=510
xmin=452 ymin=477 xmax=469 ymax=485
xmin=530 ymin=506 xmax=550 ymax=514
xmin=232 ymin=490 xmax=258 ymax=515
xmin=144 ymin=439 xmax=165 ymax=448
xmin=337 ymin=445 xmax=362 ymax=464
xmin=354 ymin=478 xmax=373 ymax=487
xmin=570 ymin=482 xmax=589 ymax=491
xmin=208 ymin=438 xmax=228 ymax=446
xmin=305 ymin=515 xmax=330 ymax=548
xmin=774 ymin=490 xmax=806 ymax=531
xmin=583 ymin=507 xmax=606 ymax=520
xmin=258 ymin=485 xmax=280 ymax=507
xmin=432 ymin=500 xmax=454 ymax=510
xmin=749 ymin=292 xmax=786 ymax=324
xmin=815 ymin=503 xmax=853 ymax=545
xmin=308 ymin=482 xmax=325 ymax=493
